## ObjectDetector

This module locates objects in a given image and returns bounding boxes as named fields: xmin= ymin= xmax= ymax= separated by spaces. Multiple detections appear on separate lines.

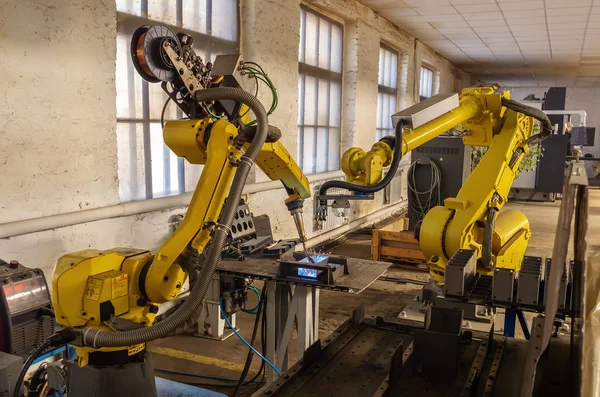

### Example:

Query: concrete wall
xmin=0 ymin=0 xmax=470 ymax=281
xmin=508 ymin=87 xmax=600 ymax=157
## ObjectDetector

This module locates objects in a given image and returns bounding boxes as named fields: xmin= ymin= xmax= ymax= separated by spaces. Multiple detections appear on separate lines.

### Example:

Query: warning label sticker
xmin=84 ymin=278 xmax=102 ymax=301
xmin=111 ymin=274 xmax=128 ymax=300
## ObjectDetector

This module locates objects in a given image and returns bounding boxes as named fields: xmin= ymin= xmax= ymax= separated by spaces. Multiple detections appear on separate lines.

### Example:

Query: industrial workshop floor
xmin=150 ymin=190 xmax=600 ymax=396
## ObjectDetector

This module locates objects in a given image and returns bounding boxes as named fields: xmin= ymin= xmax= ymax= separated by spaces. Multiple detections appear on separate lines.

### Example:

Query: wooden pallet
xmin=371 ymin=219 xmax=428 ymax=270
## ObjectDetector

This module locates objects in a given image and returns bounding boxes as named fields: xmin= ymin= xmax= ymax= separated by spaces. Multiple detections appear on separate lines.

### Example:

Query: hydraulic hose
xmin=318 ymin=120 xmax=404 ymax=205
xmin=501 ymin=98 xmax=552 ymax=145
xmin=481 ymin=207 xmax=497 ymax=269
xmin=80 ymin=87 xmax=269 ymax=347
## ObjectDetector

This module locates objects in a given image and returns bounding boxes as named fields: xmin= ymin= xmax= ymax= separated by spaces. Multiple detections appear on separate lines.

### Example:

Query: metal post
xmin=296 ymin=287 xmax=313 ymax=353
xmin=312 ymin=288 xmax=320 ymax=342
xmin=503 ymin=308 xmax=516 ymax=338
xmin=266 ymin=280 xmax=277 ymax=384
xmin=517 ymin=310 xmax=531 ymax=340
xmin=275 ymin=284 xmax=290 ymax=372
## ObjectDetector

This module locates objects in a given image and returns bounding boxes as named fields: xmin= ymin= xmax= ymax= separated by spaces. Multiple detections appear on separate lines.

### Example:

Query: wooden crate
xmin=379 ymin=217 xmax=409 ymax=233
xmin=371 ymin=228 xmax=427 ymax=265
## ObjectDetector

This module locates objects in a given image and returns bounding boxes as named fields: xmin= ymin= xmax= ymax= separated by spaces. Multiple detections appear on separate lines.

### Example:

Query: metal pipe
xmin=543 ymin=110 xmax=587 ymax=127
xmin=305 ymin=201 xmax=406 ymax=249
xmin=0 ymin=171 xmax=344 ymax=239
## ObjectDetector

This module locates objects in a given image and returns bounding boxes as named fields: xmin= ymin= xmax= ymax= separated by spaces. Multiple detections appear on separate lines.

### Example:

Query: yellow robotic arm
xmin=323 ymin=86 xmax=552 ymax=283
xmin=51 ymin=24 xmax=311 ymax=368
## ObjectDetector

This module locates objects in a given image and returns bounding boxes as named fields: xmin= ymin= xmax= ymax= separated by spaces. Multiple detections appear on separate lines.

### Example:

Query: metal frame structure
xmin=116 ymin=0 xmax=240 ymax=200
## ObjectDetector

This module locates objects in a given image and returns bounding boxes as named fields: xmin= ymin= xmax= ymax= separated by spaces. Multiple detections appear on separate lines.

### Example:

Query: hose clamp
xmin=239 ymin=157 xmax=254 ymax=167
xmin=82 ymin=328 xmax=94 ymax=347
xmin=215 ymin=223 xmax=231 ymax=235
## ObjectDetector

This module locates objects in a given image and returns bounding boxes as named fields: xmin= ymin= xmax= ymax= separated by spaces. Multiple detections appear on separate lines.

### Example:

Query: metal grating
xmin=12 ymin=317 xmax=55 ymax=356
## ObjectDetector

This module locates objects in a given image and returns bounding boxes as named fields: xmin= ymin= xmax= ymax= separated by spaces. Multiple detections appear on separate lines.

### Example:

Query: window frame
xmin=376 ymin=43 xmax=399 ymax=140
xmin=297 ymin=5 xmax=344 ymax=175
xmin=116 ymin=0 xmax=240 ymax=201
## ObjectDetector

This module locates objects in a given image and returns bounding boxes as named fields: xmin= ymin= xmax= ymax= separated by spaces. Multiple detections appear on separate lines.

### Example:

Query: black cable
xmin=12 ymin=339 xmax=52 ymax=397
xmin=160 ymin=96 xmax=173 ymax=128
xmin=501 ymin=97 xmax=552 ymax=145
xmin=12 ymin=329 xmax=77 ymax=397
xmin=318 ymin=120 xmax=404 ymax=205
xmin=407 ymin=159 xmax=442 ymax=224
xmin=233 ymin=282 xmax=267 ymax=396
xmin=242 ymin=301 xmax=266 ymax=386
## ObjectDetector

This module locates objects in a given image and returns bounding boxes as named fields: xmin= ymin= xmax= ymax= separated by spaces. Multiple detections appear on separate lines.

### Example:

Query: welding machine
xmin=0 ymin=259 xmax=55 ymax=356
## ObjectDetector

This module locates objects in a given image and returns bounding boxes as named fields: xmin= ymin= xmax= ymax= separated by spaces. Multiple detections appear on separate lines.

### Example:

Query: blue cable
xmin=219 ymin=297 xmax=281 ymax=376
xmin=154 ymin=368 xmax=264 ymax=384
xmin=242 ymin=286 xmax=262 ymax=314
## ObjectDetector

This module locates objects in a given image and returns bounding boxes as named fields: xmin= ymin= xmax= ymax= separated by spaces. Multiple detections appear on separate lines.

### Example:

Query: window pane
xmin=318 ymin=21 xmax=331 ymax=70
xmin=390 ymin=53 xmax=398 ymax=89
xmin=378 ymin=48 xmax=385 ymax=86
xmin=317 ymin=79 xmax=329 ymax=126
xmin=183 ymin=0 xmax=208 ymax=33
xmin=328 ymin=128 xmax=340 ymax=170
xmin=388 ymin=95 xmax=397 ymax=130
xmin=149 ymin=83 xmax=178 ymax=121
xmin=315 ymin=127 xmax=328 ymax=173
xmin=303 ymin=127 xmax=316 ymax=174
xmin=378 ymin=46 xmax=398 ymax=90
xmin=117 ymin=122 xmax=146 ymax=201
xmin=298 ymin=75 xmax=304 ymax=124
xmin=303 ymin=75 xmax=317 ymax=126
xmin=298 ymin=9 xmax=342 ymax=173
xmin=383 ymin=50 xmax=391 ymax=87
xmin=150 ymin=123 xmax=180 ymax=197
xmin=329 ymin=81 xmax=341 ymax=127
xmin=117 ymin=0 xmax=142 ymax=15
xmin=330 ymin=25 xmax=343 ymax=73
xmin=116 ymin=33 xmax=143 ymax=119
xmin=212 ymin=0 xmax=238 ymax=41
xmin=420 ymin=66 xmax=433 ymax=98
xmin=184 ymin=163 xmax=204 ymax=192
xmin=299 ymin=10 xmax=306 ymax=63
xmin=147 ymin=0 xmax=178 ymax=26
xmin=376 ymin=92 xmax=383 ymax=129
xmin=304 ymin=12 xmax=318 ymax=67
xmin=383 ymin=94 xmax=390 ymax=130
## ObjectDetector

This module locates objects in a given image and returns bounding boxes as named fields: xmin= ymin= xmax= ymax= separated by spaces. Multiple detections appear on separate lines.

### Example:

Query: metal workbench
xmin=199 ymin=255 xmax=391 ymax=383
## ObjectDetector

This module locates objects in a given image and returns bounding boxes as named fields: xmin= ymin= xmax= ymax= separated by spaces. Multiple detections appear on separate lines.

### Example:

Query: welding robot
xmin=17 ymin=23 xmax=552 ymax=397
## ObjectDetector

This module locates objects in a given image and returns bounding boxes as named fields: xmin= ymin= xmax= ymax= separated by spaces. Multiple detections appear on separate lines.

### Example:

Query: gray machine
xmin=0 ymin=352 xmax=22 ymax=397
xmin=407 ymin=136 xmax=470 ymax=230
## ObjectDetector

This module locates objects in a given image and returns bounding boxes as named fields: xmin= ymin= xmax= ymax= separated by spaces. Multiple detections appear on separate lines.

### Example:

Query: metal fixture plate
xmin=217 ymin=256 xmax=390 ymax=293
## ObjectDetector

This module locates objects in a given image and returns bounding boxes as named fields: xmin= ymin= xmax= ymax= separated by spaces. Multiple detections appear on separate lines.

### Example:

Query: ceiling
xmin=360 ymin=0 xmax=600 ymax=87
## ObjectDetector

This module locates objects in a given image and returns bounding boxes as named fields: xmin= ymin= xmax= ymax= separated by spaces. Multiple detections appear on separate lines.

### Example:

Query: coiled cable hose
xmin=318 ymin=120 xmax=404 ymax=202
xmin=81 ymin=87 xmax=269 ymax=347
xmin=501 ymin=97 xmax=552 ymax=145
xmin=407 ymin=159 xmax=442 ymax=224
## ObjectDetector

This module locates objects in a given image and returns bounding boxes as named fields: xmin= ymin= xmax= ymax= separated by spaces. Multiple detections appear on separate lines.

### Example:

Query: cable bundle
xmin=407 ymin=159 xmax=442 ymax=225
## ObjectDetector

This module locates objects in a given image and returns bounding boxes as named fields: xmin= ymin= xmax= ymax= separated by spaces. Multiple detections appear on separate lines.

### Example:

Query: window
xmin=297 ymin=7 xmax=343 ymax=175
xmin=376 ymin=45 xmax=398 ymax=140
xmin=420 ymin=65 xmax=434 ymax=100
xmin=115 ymin=0 xmax=239 ymax=201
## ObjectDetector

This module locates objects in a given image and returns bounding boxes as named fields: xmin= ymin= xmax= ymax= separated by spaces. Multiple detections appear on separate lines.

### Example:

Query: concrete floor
xmin=150 ymin=189 xmax=600 ymax=396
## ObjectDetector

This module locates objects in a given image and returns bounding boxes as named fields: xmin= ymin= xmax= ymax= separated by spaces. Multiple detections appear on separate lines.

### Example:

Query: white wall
xmin=0 ymin=0 xmax=471 ymax=281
